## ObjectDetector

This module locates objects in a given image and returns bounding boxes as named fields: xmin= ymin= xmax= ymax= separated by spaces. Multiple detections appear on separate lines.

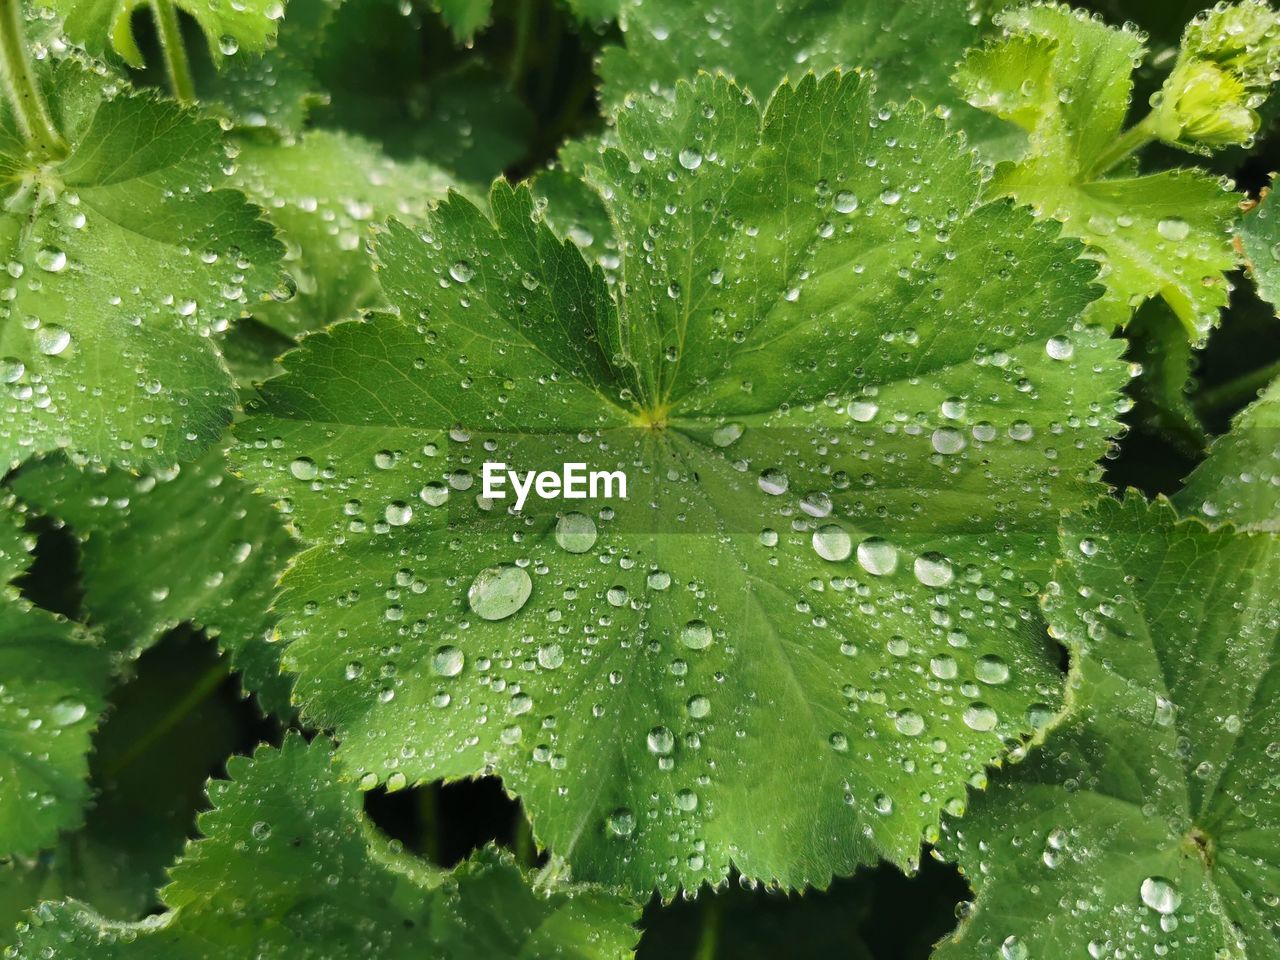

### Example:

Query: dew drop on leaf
xmin=554 ymin=512 xmax=598 ymax=553
xmin=467 ymin=565 xmax=532 ymax=620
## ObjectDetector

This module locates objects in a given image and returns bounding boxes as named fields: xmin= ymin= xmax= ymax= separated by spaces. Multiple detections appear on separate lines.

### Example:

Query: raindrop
xmin=555 ymin=512 xmax=598 ymax=553
xmin=34 ymin=325 xmax=71 ymax=356
xmin=678 ymin=148 xmax=703 ymax=170
xmin=1156 ymin=218 xmax=1190 ymax=241
xmin=606 ymin=808 xmax=635 ymax=837
xmin=1140 ymin=876 xmax=1181 ymax=915
xmin=449 ymin=261 xmax=474 ymax=283
xmin=680 ymin=619 xmax=713 ymax=650
xmin=913 ymin=552 xmax=954 ymax=587
xmin=856 ymin=538 xmax=898 ymax=576
xmin=758 ymin=468 xmax=789 ymax=495
xmin=975 ymin=655 xmax=1010 ymax=685
xmin=35 ymin=247 xmax=66 ymax=272
xmin=467 ymin=565 xmax=532 ymax=620
xmin=963 ymin=703 xmax=998 ymax=732
xmin=384 ymin=501 xmax=413 ymax=526
xmin=812 ymin=523 xmax=852 ymax=562
xmin=49 ymin=697 xmax=87 ymax=727
xmin=431 ymin=645 xmax=465 ymax=677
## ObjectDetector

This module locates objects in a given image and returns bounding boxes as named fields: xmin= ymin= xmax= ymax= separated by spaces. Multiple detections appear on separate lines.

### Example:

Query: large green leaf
xmin=0 ymin=58 xmax=282 ymax=471
xmin=956 ymin=4 xmax=1240 ymax=343
xmin=230 ymin=130 xmax=460 ymax=340
xmin=10 ymin=446 xmax=296 ymax=713
xmin=0 ymin=630 xmax=244 ymax=933
xmin=1175 ymin=377 xmax=1280 ymax=533
xmin=1240 ymin=177 xmax=1280 ymax=315
xmin=0 ymin=498 xmax=110 ymax=860
xmin=48 ymin=0 xmax=282 ymax=68
xmin=597 ymin=0 xmax=1001 ymax=143
xmin=233 ymin=72 xmax=1128 ymax=895
xmin=8 ymin=736 xmax=641 ymax=958
xmin=935 ymin=495 xmax=1280 ymax=960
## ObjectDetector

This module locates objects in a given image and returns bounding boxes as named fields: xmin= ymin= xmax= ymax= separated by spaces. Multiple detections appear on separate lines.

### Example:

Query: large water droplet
xmin=680 ymin=619 xmax=713 ymax=650
xmin=857 ymin=537 xmax=898 ymax=576
xmin=431 ymin=645 xmax=465 ymax=677
xmin=467 ymin=565 xmax=532 ymax=620
xmin=812 ymin=523 xmax=852 ymax=561
xmin=555 ymin=512 xmax=598 ymax=553
xmin=49 ymin=697 xmax=87 ymax=727
xmin=1140 ymin=876 xmax=1181 ymax=915
xmin=913 ymin=552 xmax=954 ymax=587
xmin=34 ymin=325 xmax=71 ymax=356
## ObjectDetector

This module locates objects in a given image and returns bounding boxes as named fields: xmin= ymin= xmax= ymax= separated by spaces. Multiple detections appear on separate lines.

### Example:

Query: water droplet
xmin=606 ymin=808 xmax=635 ymax=837
xmin=555 ymin=512 xmax=597 ymax=553
xmin=848 ymin=399 xmax=878 ymax=422
xmin=218 ymin=34 xmax=239 ymax=54
xmin=834 ymin=191 xmax=859 ymax=213
xmin=35 ymin=247 xmax=66 ymax=272
xmin=812 ymin=523 xmax=852 ymax=562
xmin=537 ymin=643 xmax=564 ymax=670
xmin=1046 ymin=335 xmax=1074 ymax=360
xmin=687 ymin=694 xmax=711 ymax=718
xmin=49 ymin=697 xmax=87 ymax=727
xmin=647 ymin=726 xmax=675 ymax=754
xmin=449 ymin=260 xmax=474 ymax=283
xmin=857 ymin=538 xmax=898 ymax=576
xmin=467 ymin=565 xmax=532 ymax=621
xmin=1157 ymin=218 xmax=1190 ymax=241
xmin=1140 ymin=876 xmax=1181 ymax=915
xmin=1000 ymin=936 xmax=1029 ymax=960
xmin=384 ymin=501 xmax=413 ymax=526
xmin=913 ymin=552 xmax=954 ymax=587
xmin=34 ymin=325 xmax=71 ymax=356
xmin=251 ymin=820 xmax=272 ymax=841
xmin=758 ymin=468 xmax=789 ymax=495
xmin=0 ymin=357 xmax=24 ymax=382
xmin=419 ymin=482 xmax=449 ymax=506
xmin=895 ymin=710 xmax=925 ymax=736
xmin=931 ymin=428 xmax=966 ymax=455
xmin=963 ymin=702 xmax=998 ymax=732
xmin=680 ymin=619 xmax=713 ymax=650
xmin=678 ymin=148 xmax=703 ymax=170
xmin=431 ymin=645 xmax=465 ymax=677
xmin=712 ymin=422 xmax=743 ymax=446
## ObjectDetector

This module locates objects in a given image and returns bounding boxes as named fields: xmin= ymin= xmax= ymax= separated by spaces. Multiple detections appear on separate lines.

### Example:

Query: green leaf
xmin=0 ymin=630 xmax=245 ymax=931
xmin=1175 ymin=376 xmax=1280 ymax=533
xmin=230 ymin=130 xmax=460 ymax=340
xmin=597 ymin=0 xmax=1001 ymax=145
xmin=8 ymin=736 xmax=641 ymax=958
xmin=0 ymin=498 xmax=110 ymax=860
xmin=935 ymin=495 xmax=1280 ymax=960
xmin=1126 ymin=299 xmax=1207 ymax=454
xmin=432 ymin=0 xmax=492 ymax=42
xmin=233 ymin=72 xmax=1128 ymax=895
xmin=0 ymin=58 xmax=282 ymax=471
xmin=956 ymin=4 xmax=1240 ymax=344
xmin=47 ymin=0 xmax=283 ymax=68
xmin=9 ymin=445 xmax=296 ymax=713
xmin=197 ymin=0 xmax=339 ymax=134
xmin=1240 ymin=177 xmax=1280 ymax=315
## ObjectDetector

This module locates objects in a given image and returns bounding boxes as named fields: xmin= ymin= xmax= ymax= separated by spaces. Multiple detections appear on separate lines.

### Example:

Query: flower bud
xmin=1153 ymin=60 xmax=1259 ymax=148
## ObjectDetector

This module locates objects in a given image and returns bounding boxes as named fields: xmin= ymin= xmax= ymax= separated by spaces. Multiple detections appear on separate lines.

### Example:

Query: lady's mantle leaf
xmin=0 ymin=59 xmax=282 ymax=470
xmin=1240 ymin=177 xmax=1280 ymax=315
xmin=8 ymin=736 xmax=640 ymax=958
xmin=957 ymin=4 xmax=1239 ymax=343
xmin=0 ymin=498 xmax=109 ymax=859
xmin=10 ymin=446 xmax=297 ymax=714
xmin=935 ymin=496 xmax=1280 ymax=960
xmin=232 ymin=72 xmax=1128 ymax=896
xmin=230 ymin=130 xmax=460 ymax=340
xmin=47 ymin=0 xmax=282 ymax=68
xmin=1175 ymin=376 xmax=1280 ymax=533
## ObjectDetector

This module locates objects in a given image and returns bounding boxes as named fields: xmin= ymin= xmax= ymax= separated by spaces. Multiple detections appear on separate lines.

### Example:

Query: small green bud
xmin=1153 ymin=59 xmax=1260 ymax=149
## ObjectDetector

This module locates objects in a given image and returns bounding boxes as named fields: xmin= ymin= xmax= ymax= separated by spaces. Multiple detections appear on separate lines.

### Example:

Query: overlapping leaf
xmin=230 ymin=130 xmax=460 ymax=340
xmin=233 ymin=72 xmax=1128 ymax=895
xmin=0 ymin=57 xmax=282 ymax=470
xmin=935 ymin=495 xmax=1280 ymax=960
xmin=8 ymin=736 xmax=640 ymax=958
xmin=1240 ymin=177 xmax=1280 ymax=315
xmin=0 ymin=497 xmax=109 ymax=860
xmin=48 ymin=0 xmax=282 ymax=68
xmin=10 ymin=447 xmax=296 ymax=712
xmin=1175 ymin=376 xmax=1280 ymax=532
xmin=956 ymin=3 xmax=1240 ymax=342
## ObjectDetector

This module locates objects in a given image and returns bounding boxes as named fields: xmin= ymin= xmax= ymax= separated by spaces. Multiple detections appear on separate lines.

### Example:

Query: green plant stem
xmin=103 ymin=657 xmax=230 ymax=778
xmin=0 ymin=0 xmax=65 ymax=159
xmin=1196 ymin=357 xmax=1280 ymax=415
xmin=508 ymin=0 xmax=532 ymax=90
xmin=420 ymin=783 xmax=441 ymax=863
xmin=1087 ymin=112 xmax=1161 ymax=179
xmin=151 ymin=0 xmax=196 ymax=104
xmin=512 ymin=804 xmax=534 ymax=866
xmin=693 ymin=897 xmax=721 ymax=960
